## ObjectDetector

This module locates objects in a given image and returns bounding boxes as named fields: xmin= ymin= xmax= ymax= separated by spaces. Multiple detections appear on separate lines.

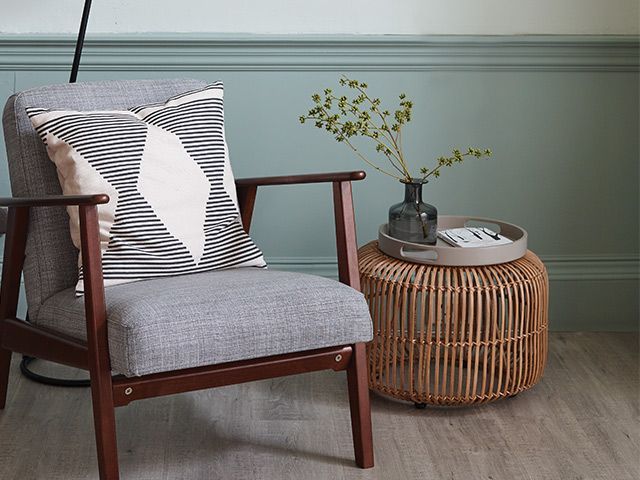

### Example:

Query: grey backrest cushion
xmin=2 ymin=79 xmax=208 ymax=319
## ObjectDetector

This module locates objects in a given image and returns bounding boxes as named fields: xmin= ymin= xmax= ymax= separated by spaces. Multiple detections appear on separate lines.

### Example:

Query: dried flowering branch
xmin=300 ymin=75 xmax=492 ymax=183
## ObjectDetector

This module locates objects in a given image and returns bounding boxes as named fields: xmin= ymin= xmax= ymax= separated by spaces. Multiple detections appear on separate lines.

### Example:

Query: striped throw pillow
xmin=27 ymin=82 xmax=266 ymax=293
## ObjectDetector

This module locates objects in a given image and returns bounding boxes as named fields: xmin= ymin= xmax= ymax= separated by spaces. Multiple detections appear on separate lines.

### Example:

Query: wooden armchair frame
xmin=0 ymin=170 xmax=373 ymax=480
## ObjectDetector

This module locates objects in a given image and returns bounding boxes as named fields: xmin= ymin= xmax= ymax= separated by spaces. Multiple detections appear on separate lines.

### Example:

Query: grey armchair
xmin=0 ymin=79 xmax=374 ymax=479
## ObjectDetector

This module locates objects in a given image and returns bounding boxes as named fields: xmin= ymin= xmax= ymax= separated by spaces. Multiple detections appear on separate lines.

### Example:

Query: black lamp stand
xmin=20 ymin=0 xmax=95 ymax=387
xmin=70 ymin=0 xmax=93 ymax=83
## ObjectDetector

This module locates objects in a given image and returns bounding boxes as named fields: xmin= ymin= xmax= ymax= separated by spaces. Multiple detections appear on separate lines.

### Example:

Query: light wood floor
xmin=0 ymin=332 xmax=637 ymax=480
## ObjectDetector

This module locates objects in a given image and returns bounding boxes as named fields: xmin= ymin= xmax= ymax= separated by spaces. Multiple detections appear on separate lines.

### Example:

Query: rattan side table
xmin=358 ymin=241 xmax=549 ymax=407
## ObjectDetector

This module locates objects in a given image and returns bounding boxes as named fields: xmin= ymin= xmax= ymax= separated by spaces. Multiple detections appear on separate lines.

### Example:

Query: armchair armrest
xmin=0 ymin=194 xmax=110 ymax=375
xmin=235 ymin=171 xmax=366 ymax=229
xmin=0 ymin=194 xmax=110 ymax=208
xmin=235 ymin=171 xmax=364 ymax=289
xmin=235 ymin=170 xmax=365 ymax=187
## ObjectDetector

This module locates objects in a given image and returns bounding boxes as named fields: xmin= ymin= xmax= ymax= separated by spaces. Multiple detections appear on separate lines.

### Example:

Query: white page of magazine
xmin=438 ymin=227 xmax=512 ymax=248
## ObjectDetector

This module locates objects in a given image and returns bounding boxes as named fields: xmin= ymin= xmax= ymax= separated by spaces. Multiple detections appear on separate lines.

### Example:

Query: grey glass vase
xmin=388 ymin=179 xmax=437 ymax=245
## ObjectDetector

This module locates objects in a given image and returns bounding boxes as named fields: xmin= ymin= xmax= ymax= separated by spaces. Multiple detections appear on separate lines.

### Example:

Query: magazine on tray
xmin=437 ymin=227 xmax=512 ymax=248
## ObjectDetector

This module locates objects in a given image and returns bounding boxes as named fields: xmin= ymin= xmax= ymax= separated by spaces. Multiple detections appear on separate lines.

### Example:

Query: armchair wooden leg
xmin=0 ymin=207 xmax=29 ymax=410
xmin=0 ymin=349 xmax=11 ymax=409
xmin=89 ymin=365 xmax=119 ymax=480
xmin=346 ymin=342 xmax=374 ymax=468
xmin=80 ymin=204 xmax=120 ymax=479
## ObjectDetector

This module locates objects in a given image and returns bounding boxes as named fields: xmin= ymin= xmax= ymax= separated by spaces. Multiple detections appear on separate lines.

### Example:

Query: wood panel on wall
xmin=0 ymin=34 xmax=638 ymax=330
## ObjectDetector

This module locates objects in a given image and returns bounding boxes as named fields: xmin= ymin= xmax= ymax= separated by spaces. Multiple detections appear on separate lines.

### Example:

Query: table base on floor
xmin=358 ymin=242 xmax=549 ymax=407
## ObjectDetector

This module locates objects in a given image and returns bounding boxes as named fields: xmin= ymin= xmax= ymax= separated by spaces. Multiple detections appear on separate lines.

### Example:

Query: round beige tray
xmin=378 ymin=215 xmax=527 ymax=266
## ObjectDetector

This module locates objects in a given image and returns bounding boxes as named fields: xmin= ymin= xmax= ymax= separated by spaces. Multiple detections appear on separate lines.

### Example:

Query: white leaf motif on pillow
xmin=137 ymin=125 xmax=210 ymax=264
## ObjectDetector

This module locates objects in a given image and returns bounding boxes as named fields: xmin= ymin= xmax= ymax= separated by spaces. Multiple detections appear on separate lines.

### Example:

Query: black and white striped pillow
xmin=27 ymin=82 xmax=266 ymax=293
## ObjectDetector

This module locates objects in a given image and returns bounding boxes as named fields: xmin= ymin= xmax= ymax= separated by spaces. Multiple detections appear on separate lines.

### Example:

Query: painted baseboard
xmin=3 ymin=254 xmax=637 ymax=282
xmin=539 ymin=254 xmax=640 ymax=281
xmin=267 ymin=254 xmax=640 ymax=281
xmin=272 ymin=254 xmax=639 ymax=332
xmin=0 ymin=34 xmax=637 ymax=72
xmin=1 ymin=253 xmax=638 ymax=331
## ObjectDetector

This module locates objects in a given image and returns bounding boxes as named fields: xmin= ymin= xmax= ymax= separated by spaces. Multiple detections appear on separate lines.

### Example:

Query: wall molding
xmin=3 ymin=254 xmax=636 ymax=283
xmin=0 ymin=34 xmax=637 ymax=72
xmin=538 ymin=254 xmax=640 ymax=281
xmin=3 ymin=253 xmax=637 ymax=330
xmin=267 ymin=254 xmax=640 ymax=282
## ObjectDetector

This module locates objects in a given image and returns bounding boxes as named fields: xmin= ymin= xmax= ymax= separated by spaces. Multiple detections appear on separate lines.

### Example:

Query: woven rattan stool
xmin=358 ymin=241 xmax=549 ymax=407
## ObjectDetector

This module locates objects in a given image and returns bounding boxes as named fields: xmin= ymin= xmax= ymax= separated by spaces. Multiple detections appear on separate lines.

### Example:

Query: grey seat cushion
xmin=34 ymin=269 xmax=373 ymax=377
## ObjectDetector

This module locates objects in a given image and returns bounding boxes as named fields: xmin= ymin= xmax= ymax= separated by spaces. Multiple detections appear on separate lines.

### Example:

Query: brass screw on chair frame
xmin=124 ymin=387 xmax=133 ymax=396
xmin=335 ymin=354 xmax=343 ymax=362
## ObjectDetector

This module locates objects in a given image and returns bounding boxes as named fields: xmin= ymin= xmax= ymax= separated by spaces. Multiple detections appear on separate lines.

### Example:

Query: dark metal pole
xmin=69 ymin=0 xmax=93 ymax=83
xmin=19 ymin=0 xmax=95 ymax=388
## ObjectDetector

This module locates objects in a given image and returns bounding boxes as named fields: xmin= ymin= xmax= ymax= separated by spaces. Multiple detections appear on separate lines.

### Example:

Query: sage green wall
xmin=0 ymin=35 xmax=638 ymax=330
